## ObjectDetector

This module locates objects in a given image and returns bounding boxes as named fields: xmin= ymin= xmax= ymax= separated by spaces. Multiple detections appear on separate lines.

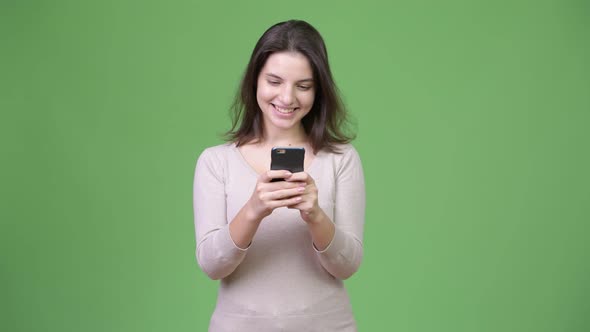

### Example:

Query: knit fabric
xmin=193 ymin=143 xmax=365 ymax=331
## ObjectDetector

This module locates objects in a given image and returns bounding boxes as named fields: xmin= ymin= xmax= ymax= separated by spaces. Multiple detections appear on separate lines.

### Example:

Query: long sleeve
xmin=315 ymin=146 xmax=366 ymax=279
xmin=193 ymin=147 xmax=248 ymax=280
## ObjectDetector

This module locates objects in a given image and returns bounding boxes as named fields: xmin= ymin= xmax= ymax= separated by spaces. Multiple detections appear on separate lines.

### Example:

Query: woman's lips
xmin=272 ymin=103 xmax=298 ymax=115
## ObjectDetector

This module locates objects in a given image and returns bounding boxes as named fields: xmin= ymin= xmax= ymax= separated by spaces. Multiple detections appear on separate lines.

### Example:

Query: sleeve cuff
xmin=220 ymin=224 xmax=250 ymax=252
xmin=313 ymin=225 xmax=345 ymax=255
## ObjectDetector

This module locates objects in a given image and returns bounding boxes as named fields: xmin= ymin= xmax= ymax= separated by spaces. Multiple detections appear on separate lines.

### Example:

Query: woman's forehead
xmin=260 ymin=52 xmax=313 ymax=81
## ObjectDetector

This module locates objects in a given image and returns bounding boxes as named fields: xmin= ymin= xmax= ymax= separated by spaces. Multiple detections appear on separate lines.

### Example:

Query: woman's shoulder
xmin=317 ymin=143 xmax=363 ymax=170
xmin=321 ymin=143 xmax=361 ymax=159
xmin=196 ymin=142 xmax=236 ymax=164
xmin=330 ymin=143 xmax=358 ymax=154
xmin=201 ymin=142 xmax=234 ymax=154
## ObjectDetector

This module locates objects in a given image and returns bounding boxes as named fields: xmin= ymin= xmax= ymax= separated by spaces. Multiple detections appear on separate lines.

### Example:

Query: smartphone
xmin=270 ymin=147 xmax=305 ymax=182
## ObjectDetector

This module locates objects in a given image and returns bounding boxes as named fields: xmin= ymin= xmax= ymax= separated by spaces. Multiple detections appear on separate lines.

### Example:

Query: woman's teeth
xmin=274 ymin=105 xmax=296 ymax=114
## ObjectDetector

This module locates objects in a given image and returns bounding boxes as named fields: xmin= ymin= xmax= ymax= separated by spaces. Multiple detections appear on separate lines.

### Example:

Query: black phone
xmin=270 ymin=147 xmax=305 ymax=182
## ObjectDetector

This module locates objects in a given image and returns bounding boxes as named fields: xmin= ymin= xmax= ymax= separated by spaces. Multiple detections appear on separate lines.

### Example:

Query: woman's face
xmin=256 ymin=51 xmax=315 ymax=134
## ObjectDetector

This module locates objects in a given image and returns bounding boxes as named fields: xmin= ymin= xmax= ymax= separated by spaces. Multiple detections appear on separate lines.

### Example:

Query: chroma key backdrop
xmin=1 ymin=0 xmax=589 ymax=331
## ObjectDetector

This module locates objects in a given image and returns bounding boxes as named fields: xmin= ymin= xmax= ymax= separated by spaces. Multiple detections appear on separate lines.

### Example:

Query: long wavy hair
xmin=225 ymin=20 xmax=354 ymax=154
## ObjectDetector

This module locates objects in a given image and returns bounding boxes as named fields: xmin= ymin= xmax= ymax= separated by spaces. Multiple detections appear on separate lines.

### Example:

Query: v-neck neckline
xmin=231 ymin=142 xmax=320 ymax=178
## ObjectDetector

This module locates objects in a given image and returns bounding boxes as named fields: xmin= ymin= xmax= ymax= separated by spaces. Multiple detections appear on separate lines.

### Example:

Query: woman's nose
xmin=278 ymin=85 xmax=295 ymax=105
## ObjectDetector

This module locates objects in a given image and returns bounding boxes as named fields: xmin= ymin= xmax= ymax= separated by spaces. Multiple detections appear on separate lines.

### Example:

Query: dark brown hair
xmin=225 ymin=19 xmax=355 ymax=154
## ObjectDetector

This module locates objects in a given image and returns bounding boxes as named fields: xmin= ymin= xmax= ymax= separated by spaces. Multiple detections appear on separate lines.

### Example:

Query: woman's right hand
xmin=246 ymin=170 xmax=307 ymax=221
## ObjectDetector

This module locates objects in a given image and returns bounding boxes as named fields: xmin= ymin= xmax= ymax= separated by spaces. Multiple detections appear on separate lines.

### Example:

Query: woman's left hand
xmin=286 ymin=172 xmax=322 ymax=223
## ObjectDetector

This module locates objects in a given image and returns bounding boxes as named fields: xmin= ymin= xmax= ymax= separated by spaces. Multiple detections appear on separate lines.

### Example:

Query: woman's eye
xmin=298 ymin=85 xmax=312 ymax=91
xmin=268 ymin=81 xmax=280 ymax=86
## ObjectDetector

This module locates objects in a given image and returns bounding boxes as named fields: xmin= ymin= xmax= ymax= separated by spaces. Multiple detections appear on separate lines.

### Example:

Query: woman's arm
xmin=193 ymin=147 xmax=248 ymax=280
xmin=288 ymin=146 xmax=366 ymax=280
xmin=316 ymin=146 xmax=366 ymax=279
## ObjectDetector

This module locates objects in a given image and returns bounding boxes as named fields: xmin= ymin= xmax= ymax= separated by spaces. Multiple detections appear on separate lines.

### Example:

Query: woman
xmin=193 ymin=19 xmax=365 ymax=331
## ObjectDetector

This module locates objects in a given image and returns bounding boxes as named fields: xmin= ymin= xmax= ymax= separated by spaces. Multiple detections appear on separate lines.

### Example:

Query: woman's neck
xmin=261 ymin=124 xmax=308 ymax=147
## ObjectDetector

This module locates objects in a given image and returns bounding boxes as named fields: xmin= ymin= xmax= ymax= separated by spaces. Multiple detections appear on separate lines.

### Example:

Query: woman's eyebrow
xmin=265 ymin=73 xmax=313 ymax=83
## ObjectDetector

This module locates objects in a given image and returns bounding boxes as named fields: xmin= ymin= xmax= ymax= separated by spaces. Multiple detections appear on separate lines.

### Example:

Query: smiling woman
xmin=193 ymin=20 xmax=366 ymax=332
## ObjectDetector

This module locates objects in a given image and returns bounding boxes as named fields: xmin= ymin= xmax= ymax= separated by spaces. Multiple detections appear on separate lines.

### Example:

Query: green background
xmin=2 ymin=0 xmax=589 ymax=331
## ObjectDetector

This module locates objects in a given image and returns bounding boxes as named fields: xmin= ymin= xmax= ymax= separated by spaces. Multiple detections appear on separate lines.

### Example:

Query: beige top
xmin=193 ymin=143 xmax=365 ymax=331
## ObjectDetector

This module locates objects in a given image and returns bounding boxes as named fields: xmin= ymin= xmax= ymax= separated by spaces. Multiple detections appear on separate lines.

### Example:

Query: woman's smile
xmin=272 ymin=103 xmax=299 ymax=115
